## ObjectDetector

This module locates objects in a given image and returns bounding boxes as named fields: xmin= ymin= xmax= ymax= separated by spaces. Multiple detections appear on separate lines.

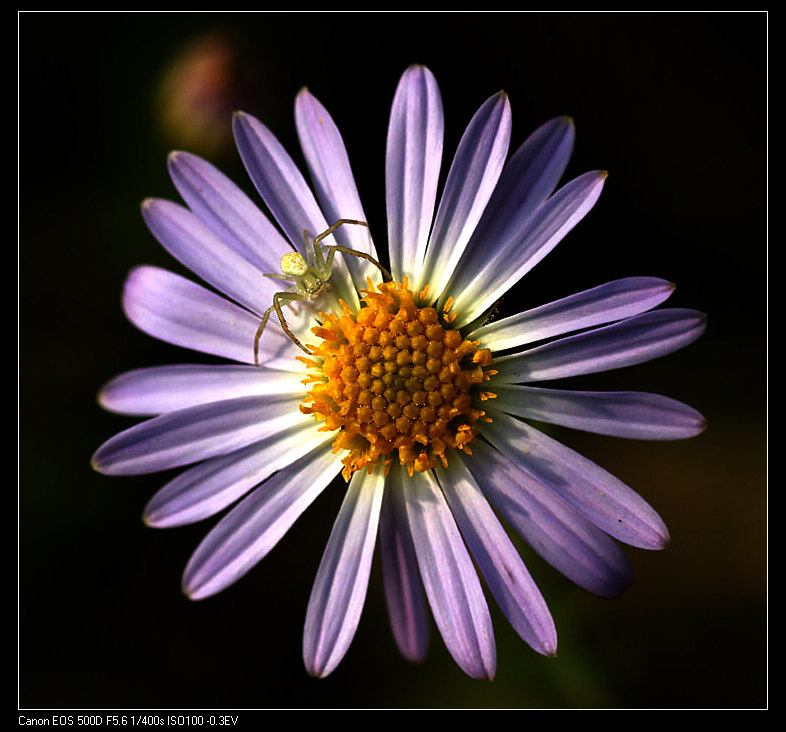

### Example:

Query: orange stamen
xmin=299 ymin=280 xmax=495 ymax=480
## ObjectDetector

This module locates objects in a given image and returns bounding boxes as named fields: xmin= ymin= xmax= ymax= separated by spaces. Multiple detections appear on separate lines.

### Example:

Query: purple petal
xmin=167 ymin=150 xmax=291 ymax=274
xmin=385 ymin=64 xmax=444 ymax=284
xmin=378 ymin=463 xmax=429 ymax=663
xmin=402 ymin=470 xmax=496 ymax=680
xmin=144 ymin=421 xmax=331 ymax=528
xmin=232 ymin=111 xmax=357 ymax=307
xmin=470 ymin=116 xmax=576 ymax=247
xmin=182 ymin=441 xmax=342 ymax=600
xmin=303 ymin=466 xmax=385 ymax=677
xmin=469 ymin=277 xmax=676 ymax=351
xmin=232 ymin=111 xmax=326 ymax=253
xmin=141 ymin=198 xmax=274 ymax=316
xmin=91 ymin=394 xmax=305 ymax=476
xmin=439 ymin=115 xmax=574 ymax=314
xmin=448 ymin=171 xmax=607 ymax=327
xmin=417 ymin=91 xmax=512 ymax=298
xmin=467 ymin=440 xmax=634 ymax=597
xmin=483 ymin=407 xmax=670 ymax=550
xmin=493 ymin=308 xmax=707 ymax=383
xmin=99 ymin=364 xmax=304 ymax=416
xmin=121 ymin=266 xmax=296 ymax=367
xmin=436 ymin=459 xmax=557 ymax=656
xmin=295 ymin=88 xmax=380 ymax=292
xmin=492 ymin=385 xmax=707 ymax=440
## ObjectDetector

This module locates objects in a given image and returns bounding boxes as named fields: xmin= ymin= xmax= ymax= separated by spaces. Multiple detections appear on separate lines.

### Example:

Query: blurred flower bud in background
xmin=155 ymin=29 xmax=256 ymax=159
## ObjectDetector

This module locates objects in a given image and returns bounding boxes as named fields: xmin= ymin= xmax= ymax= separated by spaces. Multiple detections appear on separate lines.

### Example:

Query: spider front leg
xmin=311 ymin=219 xmax=391 ymax=281
xmin=253 ymin=290 xmax=312 ymax=365
xmin=312 ymin=218 xmax=369 ymax=250
xmin=323 ymin=244 xmax=392 ymax=282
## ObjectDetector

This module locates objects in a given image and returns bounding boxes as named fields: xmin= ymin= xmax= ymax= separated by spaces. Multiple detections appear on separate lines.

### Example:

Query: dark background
xmin=19 ymin=11 xmax=767 ymax=710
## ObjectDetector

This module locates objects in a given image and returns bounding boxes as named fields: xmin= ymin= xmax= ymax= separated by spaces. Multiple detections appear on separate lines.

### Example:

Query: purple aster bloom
xmin=92 ymin=64 xmax=706 ymax=680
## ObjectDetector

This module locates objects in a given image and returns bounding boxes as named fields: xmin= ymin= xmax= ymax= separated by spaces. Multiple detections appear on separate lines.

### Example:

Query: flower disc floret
xmin=300 ymin=279 xmax=496 ymax=480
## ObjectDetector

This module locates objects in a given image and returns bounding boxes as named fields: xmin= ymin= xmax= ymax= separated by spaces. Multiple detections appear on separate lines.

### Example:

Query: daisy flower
xmin=92 ymin=64 xmax=706 ymax=680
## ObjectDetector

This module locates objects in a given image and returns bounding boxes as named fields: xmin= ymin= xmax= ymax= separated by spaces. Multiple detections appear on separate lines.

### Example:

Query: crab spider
xmin=253 ymin=219 xmax=391 ymax=363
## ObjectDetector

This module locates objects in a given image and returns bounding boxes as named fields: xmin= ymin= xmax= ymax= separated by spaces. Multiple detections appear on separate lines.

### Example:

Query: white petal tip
xmin=303 ymin=655 xmax=339 ymax=679
xmin=181 ymin=581 xmax=209 ymax=602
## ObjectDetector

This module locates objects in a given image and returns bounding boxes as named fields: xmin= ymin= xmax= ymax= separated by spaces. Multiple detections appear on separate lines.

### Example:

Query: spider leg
xmin=302 ymin=229 xmax=316 ymax=267
xmin=253 ymin=291 xmax=312 ymax=364
xmin=273 ymin=292 xmax=312 ymax=355
xmin=253 ymin=304 xmax=276 ymax=366
xmin=313 ymin=218 xmax=369 ymax=248
xmin=324 ymin=245 xmax=392 ymax=282
xmin=313 ymin=219 xmax=369 ymax=270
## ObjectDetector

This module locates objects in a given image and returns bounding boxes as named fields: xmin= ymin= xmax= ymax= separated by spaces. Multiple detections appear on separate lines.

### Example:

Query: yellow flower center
xmin=299 ymin=278 xmax=497 ymax=481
